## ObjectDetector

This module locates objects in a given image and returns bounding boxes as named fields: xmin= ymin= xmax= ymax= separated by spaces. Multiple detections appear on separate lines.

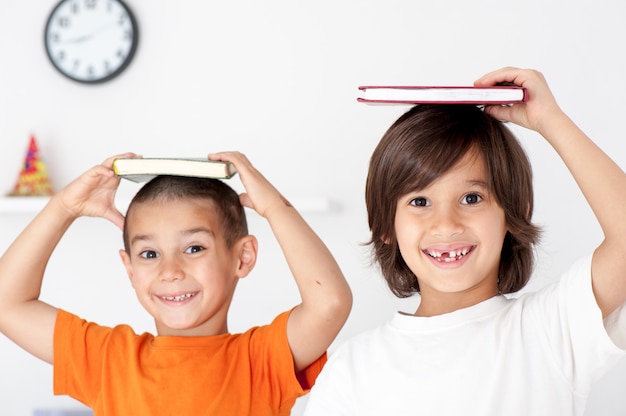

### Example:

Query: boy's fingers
xmin=239 ymin=193 xmax=254 ymax=209
xmin=105 ymin=210 xmax=126 ymax=231
xmin=103 ymin=152 xmax=139 ymax=167
xmin=483 ymin=105 xmax=513 ymax=122
xmin=474 ymin=66 xmax=522 ymax=87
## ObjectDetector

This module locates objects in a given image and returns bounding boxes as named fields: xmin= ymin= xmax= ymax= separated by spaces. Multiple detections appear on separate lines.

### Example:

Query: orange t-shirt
xmin=53 ymin=309 xmax=326 ymax=415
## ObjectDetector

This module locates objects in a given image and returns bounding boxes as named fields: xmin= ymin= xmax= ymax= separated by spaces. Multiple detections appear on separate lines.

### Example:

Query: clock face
xmin=44 ymin=0 xmax=139 ymax=84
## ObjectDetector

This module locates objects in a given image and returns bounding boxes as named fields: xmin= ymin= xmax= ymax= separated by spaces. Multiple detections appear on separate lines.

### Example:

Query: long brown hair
xmin=365 ymin=104 xmax=541 ymax=297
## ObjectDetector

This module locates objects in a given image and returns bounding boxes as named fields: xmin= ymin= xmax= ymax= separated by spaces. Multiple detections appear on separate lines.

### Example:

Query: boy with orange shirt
xmin=0 ymin=151 xmax=352 ymax=415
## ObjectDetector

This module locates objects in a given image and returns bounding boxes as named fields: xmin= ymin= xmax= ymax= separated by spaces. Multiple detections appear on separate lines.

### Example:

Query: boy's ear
xmin=119 ymin=249 xmax=134 ymax=280
xmin=236 ymin=235 xmax=258 ymax=278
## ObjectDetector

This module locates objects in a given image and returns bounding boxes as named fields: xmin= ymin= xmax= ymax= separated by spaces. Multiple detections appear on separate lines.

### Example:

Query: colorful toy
xmin=8 ymin=135 xmax=54 ymax=196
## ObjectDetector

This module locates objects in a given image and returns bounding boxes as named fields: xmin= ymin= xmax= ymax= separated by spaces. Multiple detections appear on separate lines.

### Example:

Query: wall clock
xmin=44 ymin=0 xmax=139 ymax=84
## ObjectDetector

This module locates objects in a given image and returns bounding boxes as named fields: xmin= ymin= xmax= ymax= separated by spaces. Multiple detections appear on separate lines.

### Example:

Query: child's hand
xmin=54 ymin=152 xmax=138 ymax=230
xmin=208 ymin=151 xmax=288 ymax=218
xmin=474 ymin=67 xmax=564 ymax=135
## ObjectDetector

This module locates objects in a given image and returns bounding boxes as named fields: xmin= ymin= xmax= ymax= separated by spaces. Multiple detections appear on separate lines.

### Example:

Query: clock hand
xmin=61 ymin=23 xmax=117 ymax=45
xmin=63 ymin=33 xmax=93 ymax=44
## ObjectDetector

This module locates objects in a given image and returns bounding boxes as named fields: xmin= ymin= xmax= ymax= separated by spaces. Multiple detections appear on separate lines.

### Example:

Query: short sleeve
xmin=248 ymin=310 xmax=328 ymax=412
xmin=525 ymin=255 xmax=626 ymax=392
xmin=53 ymin=309 xmax=112 ymax=405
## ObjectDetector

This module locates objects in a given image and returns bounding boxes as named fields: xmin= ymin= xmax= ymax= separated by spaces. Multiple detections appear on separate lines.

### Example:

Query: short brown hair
xmin=123 ymin=175 xmax=248 ymax=252
xmin=365 ymin=104 xmax=541 ymax=297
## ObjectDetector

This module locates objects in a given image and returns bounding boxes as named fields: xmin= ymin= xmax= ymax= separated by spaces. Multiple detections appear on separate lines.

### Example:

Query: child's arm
xmin=209 ymin=152 xmax=352 ymax=372
xmin=0 ymin=154 xmax=133 ymax=363
xmin=475 ymin=67 xmax=626 ymax=318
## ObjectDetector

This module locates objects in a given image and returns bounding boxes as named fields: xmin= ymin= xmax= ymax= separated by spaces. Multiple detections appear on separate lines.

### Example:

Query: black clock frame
xmin=44 ymin=0 xmax=139 ymax=84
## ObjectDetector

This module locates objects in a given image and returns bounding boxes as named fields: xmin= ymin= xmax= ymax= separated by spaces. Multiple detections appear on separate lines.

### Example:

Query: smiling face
xmin=394 ymin=150 xmax=508 ymax=316
xmin=367 ymin=104 xmax=540 ymax=300
xmin=119 ymin=198 xmax=256 ymax=336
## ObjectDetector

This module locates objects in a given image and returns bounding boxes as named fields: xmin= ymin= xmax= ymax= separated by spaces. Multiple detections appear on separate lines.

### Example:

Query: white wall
xmin=1 ymin=1 xmax=625 ymax=415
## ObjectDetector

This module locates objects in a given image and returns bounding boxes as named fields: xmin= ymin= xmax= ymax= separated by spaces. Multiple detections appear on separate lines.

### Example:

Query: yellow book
xmin=113 ymin=157 xmax=237 ymax=183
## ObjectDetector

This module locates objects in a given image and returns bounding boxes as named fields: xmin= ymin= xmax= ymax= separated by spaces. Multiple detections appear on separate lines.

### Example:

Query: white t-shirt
xmin=305 ymin=256 xmax=626 ymax=416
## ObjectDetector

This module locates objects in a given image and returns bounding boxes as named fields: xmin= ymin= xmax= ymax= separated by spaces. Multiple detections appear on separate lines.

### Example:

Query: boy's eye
xmin=461 ymin=193 xmax=482 ymax=205
xmin=185 ymin=245 xmax=205 ymax=254
xmin=139 ymin=250 xmax=159 ymax=259
xmin=409 ymin=197 xmax=430 ymax=207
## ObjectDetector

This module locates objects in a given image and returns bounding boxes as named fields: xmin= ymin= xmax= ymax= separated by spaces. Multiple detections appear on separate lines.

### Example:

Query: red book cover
xmin=357 ymin=85 xmax=527 ymax=105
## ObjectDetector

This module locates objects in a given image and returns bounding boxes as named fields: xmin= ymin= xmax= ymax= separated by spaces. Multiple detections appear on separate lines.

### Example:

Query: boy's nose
xmin=159 ymin=257 xmax=185 ymax=282
xmin=430 ymin=205 xmax=463 ymax=238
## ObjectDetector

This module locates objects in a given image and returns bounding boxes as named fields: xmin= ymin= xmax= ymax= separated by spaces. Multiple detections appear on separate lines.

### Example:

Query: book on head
xmin=357 ymin=85 xmax=527 ymax=105
xmin=113 ymin=157 xmax=237 ymax=183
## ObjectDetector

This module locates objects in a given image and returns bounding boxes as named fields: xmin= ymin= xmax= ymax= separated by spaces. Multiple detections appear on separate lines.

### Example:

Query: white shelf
xmin=0 ymin=196 xmax=50 ymax=214
xmin=0 ymin=196 xmax=336 ymax=215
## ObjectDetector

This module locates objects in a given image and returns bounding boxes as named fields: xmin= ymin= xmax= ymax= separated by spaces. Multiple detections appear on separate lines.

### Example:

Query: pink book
xmin=357 ymin=85 xmax=527 ymax=105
